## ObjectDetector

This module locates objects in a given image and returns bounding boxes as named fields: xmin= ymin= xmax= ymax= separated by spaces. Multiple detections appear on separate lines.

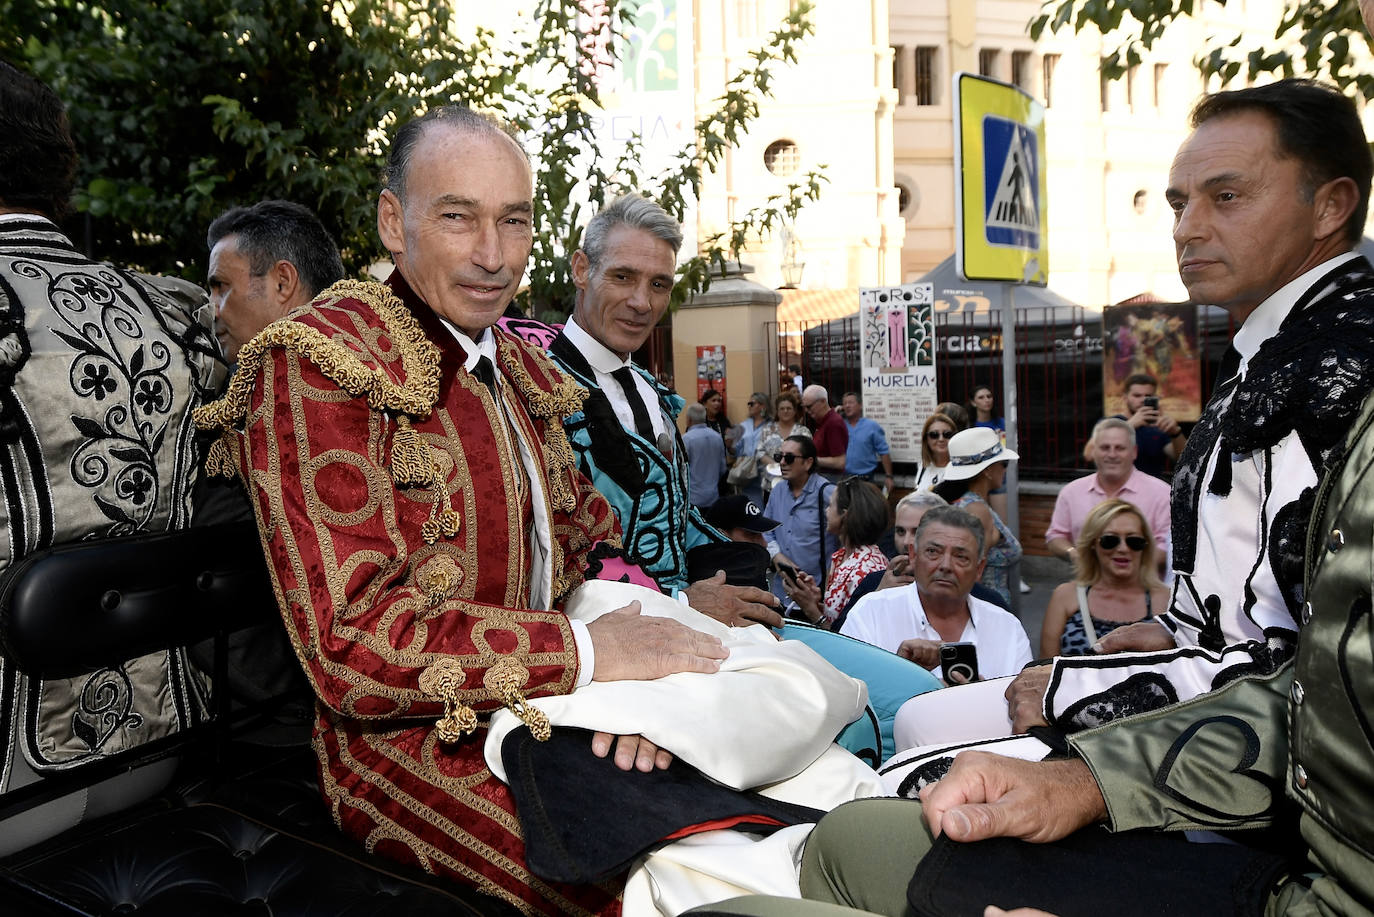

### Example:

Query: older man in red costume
xmin=195 ymin=107 xmax=729 ymax=915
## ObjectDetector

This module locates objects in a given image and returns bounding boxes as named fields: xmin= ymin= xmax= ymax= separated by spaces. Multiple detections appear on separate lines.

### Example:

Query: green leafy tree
xmin=1 ymin=0 xmax=823 ymax=315
xmin=1030 ymin=0 xmax=1374 ymax=100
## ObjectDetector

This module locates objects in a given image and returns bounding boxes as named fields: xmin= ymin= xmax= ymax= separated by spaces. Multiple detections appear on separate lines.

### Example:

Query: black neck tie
xmin=472 ymin=355 xmax=498 ymax=395
xmin=611 ymin=366 xmax=655 ymax=439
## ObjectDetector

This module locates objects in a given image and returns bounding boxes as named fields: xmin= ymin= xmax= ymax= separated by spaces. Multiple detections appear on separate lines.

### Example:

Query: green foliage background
xmin=1031 ymin=0 xmax=1374 ymax=100
xmin=1 ymin=0 xmax=823 ymax=317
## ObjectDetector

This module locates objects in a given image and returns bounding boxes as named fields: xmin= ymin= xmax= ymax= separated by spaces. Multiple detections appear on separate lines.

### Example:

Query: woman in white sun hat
xmin=932 ymin=426 xmax=1022 ymax=606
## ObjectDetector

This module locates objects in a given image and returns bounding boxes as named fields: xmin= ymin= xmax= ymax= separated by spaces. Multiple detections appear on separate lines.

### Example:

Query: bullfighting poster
xmin=859 ymin=282 xmax=936 ymax=463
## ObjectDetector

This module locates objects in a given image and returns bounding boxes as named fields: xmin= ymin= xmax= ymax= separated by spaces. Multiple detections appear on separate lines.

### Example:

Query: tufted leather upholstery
xmin=0 ymin=525 xmax=523 ymax=916
xmin=1 ymin=745 xmax=520 ymax=916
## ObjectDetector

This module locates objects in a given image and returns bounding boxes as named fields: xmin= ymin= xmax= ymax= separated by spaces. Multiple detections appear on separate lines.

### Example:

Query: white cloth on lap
xmin=483 ymin=579 xmax=888 ymax=916
xmin=484 ymin=579 xmax=870 ymax=788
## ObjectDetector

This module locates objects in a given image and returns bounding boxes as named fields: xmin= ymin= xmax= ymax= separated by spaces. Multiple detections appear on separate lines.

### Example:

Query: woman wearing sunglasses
xmin=754 ymin=391 xmax=811 ymax=496
xmin=1040 ymin=498 xmax=1169 ymax=657
xmin=911 ymin=412 xmax=958 ymax=491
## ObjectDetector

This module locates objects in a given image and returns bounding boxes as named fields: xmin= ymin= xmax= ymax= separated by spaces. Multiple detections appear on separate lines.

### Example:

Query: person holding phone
xmin=763 ymin=435 xmax=838 ymax=606
xmin=1108 ymin=372 xmax=1187 ymax=478
xmin=840 ymin=505 xmax=1030 ymax=684
xmin=783 ymin=477 xmax=890 ymax=628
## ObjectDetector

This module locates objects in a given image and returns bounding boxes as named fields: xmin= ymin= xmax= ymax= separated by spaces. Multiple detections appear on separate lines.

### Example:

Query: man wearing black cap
xmin=698 ymin=494 xmax=782 ymax=591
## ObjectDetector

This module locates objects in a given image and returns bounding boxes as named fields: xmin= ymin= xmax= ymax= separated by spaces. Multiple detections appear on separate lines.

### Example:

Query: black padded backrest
xmin=0 ymin=521 xmax=277 ymax=679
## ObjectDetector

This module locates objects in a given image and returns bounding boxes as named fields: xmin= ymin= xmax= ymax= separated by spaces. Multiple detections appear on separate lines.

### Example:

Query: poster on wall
xmin=696 ymin=344 xmax=725 ymax=402
xmin=859 ymin=282 xmax=937 ymax=463
xmin=1101 ymin=302 xmax=1202 ymax=422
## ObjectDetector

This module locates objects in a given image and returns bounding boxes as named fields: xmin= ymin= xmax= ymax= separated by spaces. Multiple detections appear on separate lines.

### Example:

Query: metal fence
xmin=767 ymin=304 xmax=1235 ymax=483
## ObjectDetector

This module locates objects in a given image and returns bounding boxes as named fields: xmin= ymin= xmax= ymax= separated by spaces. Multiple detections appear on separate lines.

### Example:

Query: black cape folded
xmin=503 ymin=726 xmax=825 ymax=884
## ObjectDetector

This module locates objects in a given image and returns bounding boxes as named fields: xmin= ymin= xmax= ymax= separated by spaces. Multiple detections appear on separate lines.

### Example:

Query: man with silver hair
xmin=1046 ymin=415 xmax=1171 ymax=562
xmin=548 ymin=193 xmax=783 ymax=626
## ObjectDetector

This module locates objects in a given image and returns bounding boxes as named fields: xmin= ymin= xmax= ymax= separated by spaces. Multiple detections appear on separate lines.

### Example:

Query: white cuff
xmin=766 ymin=541 xmax=781 ymax=560
xmin=570 ymin=618 xmax=595 ymax=687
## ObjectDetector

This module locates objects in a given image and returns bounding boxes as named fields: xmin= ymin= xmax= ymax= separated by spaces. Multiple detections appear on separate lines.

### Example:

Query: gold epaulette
xmin=192 ymin=279 xmax=442 ymax=487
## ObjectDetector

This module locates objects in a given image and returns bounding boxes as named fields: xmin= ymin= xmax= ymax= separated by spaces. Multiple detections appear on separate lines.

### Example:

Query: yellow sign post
xmin=954 ymin=73 xmax=1048 ymax=285
xmin=951 ymin=74 xmax=1047 ymax=575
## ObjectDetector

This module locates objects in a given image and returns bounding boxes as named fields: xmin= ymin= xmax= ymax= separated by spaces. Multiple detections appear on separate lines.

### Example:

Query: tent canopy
xmin=780 ymin=254 xmax=1086 ymax=329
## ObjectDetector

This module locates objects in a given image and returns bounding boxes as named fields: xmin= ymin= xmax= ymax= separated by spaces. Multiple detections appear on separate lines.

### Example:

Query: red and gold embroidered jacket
xmin=196 ymin=272 xmax=623 ymax=915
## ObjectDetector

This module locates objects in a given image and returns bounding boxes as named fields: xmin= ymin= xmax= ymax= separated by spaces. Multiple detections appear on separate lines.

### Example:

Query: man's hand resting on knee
xmin=685 ymin=570 xmax=785 ymax=629
xmin=585 ymin=600 xmax=729 ymax=772
xmin=587 ymin=599 xmax=729 ymax=681
xmin=919 ymin=751 xmax=1106 ymax=844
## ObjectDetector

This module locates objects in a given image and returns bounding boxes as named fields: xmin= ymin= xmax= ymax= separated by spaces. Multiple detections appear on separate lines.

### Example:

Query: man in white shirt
xmin=841 ymin=505 xmax=1031 ymax=681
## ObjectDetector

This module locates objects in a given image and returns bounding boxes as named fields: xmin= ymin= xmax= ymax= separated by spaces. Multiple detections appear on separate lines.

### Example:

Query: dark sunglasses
xmin=773 ymin=452 xmax=800 ymax=464
xmin=1098 ymin=534 xmax=1148 ymax=551
xmin=927 ymin=430 xmax=955 ymax=440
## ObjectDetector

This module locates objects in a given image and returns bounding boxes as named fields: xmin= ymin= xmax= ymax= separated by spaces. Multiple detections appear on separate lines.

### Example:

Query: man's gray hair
xmin=1092 ymin=416 xmax=1134 ymax=442
xmin=895 ymin=490 xmax=947 ymax=515
xmin=913 ymin=504 xmax=986 ymax=559
xmin=383 ymin=105 xmax=527 ymax=205
xmin=582 ymin=194 xmax=683 ymax=267
xmin=685 ymin=402 xmax=707 ymax=425
xmin=802 ymin=383 xmax=829 ymax=406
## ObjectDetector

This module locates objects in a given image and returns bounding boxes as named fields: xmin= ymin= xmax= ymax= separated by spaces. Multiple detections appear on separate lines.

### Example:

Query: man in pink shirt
xmin=1046 ymin=418 xmax=1171 ymax=563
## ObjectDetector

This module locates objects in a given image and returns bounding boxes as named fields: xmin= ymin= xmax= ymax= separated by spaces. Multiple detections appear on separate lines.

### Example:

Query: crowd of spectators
xmin=17 ymin=49 xmax=1374 ymax=917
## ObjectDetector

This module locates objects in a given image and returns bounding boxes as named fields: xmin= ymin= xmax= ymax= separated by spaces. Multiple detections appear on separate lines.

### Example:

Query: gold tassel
xmin=418 ymin=658 xmax=478 ymax=744
xmin=205 ymin=431 xmax=238 ymax=478
xmin=484 ymin=657 xmax=551 ymax=742
xmin=417 ymin=555 xmax=461 ymax=609
xmin=390 ymin=416 xmax=433 ymax=487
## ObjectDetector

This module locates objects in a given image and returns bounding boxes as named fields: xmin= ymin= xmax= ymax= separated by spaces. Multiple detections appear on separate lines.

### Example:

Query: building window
xmin=915 ymin=46 xmax=938 ymax=106
xmin=1153 ymin=62 xmax=1167 ymax=107
xmin=763 ymin=140 xmax=801 ymax=176
xmin=892 ymin=44 xmax=907 ymax=104
xmin=1011 ymin=51 xmax=1031 ymax=90
xmin=1042 ymin=53 xmax=1059 ymax=107
xmin=979 ymin=48 xmax=1000 ymax=79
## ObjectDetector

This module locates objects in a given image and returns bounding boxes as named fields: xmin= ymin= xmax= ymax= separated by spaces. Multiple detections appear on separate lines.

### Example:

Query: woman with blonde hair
xmin=911 ymin=412 xmax=957 ymax=491
xmin=1039 ymin=498 xmax=1170 ymax=657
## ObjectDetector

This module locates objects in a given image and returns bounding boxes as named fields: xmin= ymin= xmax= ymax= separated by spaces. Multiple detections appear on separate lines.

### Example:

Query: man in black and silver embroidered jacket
xmin=1007 ymin=78 xmax=1374 ymax=735
xmin=0 ymin=61 xmax=226 ymax=852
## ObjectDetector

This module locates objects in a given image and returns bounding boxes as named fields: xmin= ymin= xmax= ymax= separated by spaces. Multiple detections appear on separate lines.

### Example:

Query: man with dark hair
xmin=840 ymin=505 xmax=1030 ymax=681
xmin=206 ymin=200 xmax=345 ymax=360
xmin=1107 ymin=371 xmax=1187 ymax=477
xmin=1010 ymin=78 xmax=1374 ymax=736
xmin=691 ymin=75 xmax=1374 ymax=917
xmin=0 ymin=60 xmax=226 ymax=850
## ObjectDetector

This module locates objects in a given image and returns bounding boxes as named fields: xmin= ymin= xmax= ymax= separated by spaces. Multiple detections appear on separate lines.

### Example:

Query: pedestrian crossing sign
xmin=954 ymin=73 xmax=1048 ymax=285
